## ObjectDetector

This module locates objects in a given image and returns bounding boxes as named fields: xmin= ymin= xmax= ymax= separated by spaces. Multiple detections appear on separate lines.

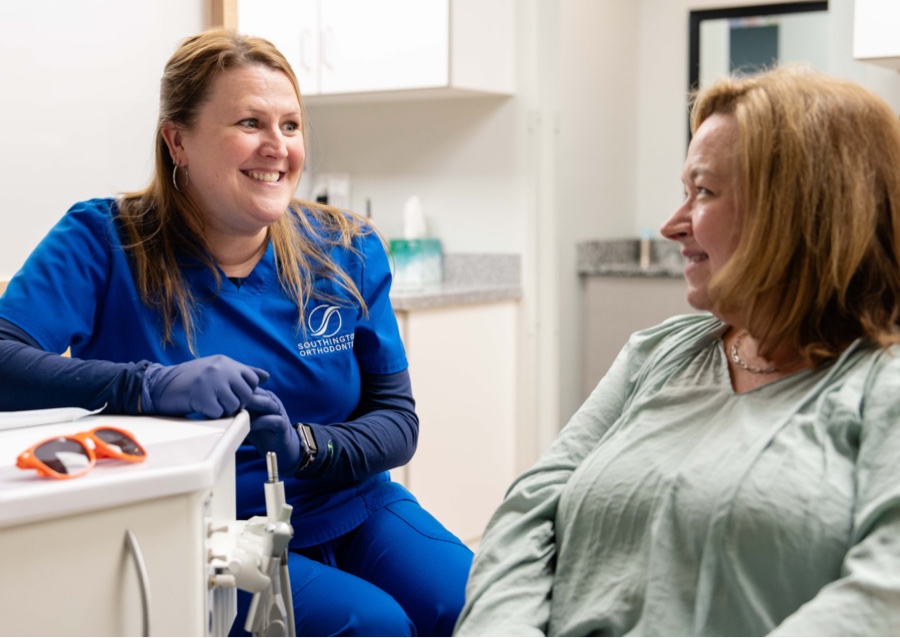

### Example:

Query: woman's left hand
xmin=142 ymin=355 xmax=269 ymax=418
xmin=245 ymin=388 xmax=302 ymax=475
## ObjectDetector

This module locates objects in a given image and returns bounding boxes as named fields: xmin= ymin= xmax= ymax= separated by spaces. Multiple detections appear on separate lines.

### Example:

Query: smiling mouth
xmin=243 ymin=170 xmax=283 ymax=183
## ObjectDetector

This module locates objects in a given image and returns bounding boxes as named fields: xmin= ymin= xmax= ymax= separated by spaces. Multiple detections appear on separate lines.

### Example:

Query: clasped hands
xmin=142 ymin=355 xmax=304 ymax=474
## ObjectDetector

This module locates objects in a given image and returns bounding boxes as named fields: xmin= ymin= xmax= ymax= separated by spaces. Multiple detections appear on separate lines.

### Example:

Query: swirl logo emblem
xmin=308 ymin=304 xmax=343 ymax=338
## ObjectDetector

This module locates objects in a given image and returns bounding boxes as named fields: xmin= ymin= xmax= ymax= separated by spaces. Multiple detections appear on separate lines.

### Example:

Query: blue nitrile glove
xmin=141 ymin=355 xmax=269 ymax=418
xmin=245 ymin=388 xmax=303 ymax=476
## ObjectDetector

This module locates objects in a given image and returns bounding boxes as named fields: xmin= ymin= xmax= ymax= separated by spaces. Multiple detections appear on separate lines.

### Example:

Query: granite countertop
xmin=577 ymin=238 xmax=685 ymax=278
xmin=390 ymin=253 xmax=522 ymax=311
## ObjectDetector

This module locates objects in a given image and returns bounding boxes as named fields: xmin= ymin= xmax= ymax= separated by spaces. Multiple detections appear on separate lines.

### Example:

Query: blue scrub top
xmin=0 ymin=198 xmax=412 ymax=546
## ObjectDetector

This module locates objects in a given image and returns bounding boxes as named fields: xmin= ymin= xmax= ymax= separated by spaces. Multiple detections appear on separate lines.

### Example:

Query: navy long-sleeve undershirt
xmin=0 ymin=318 xmax=146 ymax=413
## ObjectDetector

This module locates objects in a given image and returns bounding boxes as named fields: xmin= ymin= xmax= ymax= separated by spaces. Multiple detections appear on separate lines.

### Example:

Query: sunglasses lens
xmin=34 ymin=439 xmax=91 ymax=475
xmin=94 ymin=428 xmax=145 ymax=457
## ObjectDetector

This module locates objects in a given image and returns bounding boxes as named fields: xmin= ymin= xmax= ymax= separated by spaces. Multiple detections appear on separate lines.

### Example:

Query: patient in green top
xmin=454 ymin=65 xmax=900 ymax=636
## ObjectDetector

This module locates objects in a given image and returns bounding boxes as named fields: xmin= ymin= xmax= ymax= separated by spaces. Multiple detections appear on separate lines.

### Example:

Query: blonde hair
xmin=693 ymin=65 xmax=900 ymax=365
xmin=117 ymin=28 xmax=368 ymax=351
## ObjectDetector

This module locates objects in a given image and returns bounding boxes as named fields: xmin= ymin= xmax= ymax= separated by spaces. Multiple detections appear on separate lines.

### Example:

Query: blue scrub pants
xmin=230 ymin=499 xmax=474 ymax=636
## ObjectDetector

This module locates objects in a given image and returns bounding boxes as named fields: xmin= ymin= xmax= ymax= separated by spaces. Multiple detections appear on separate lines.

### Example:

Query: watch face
xmin=301 ymin=424 xmax=318 ymax=452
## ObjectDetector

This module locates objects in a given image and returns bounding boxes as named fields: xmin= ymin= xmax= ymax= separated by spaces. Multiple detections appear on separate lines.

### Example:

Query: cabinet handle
xmin=300 ymin=28 xmax=314 ymax=71
xmin=125 ymin=528 xmax=151 ymax=637
xmin=322 ymin=26 xmax=335 ymax=69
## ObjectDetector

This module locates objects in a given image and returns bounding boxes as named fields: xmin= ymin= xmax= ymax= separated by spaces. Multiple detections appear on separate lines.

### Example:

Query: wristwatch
xmin=294 ymin=423 xmax=318 ymax=471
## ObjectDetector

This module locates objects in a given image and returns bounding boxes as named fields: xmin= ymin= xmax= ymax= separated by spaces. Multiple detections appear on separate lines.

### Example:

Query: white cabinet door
xmin=396 ymin=301 xmax=518 ymax=546
xmin=238 ymin=0 xmax=320 ymax=95
xmin=0 ymin=489 xmax=218 ymax=636
xmin=319 ymin=0 xmax=449 ymax=94
xmin=582 ymin=276 xmax=697 ymax=399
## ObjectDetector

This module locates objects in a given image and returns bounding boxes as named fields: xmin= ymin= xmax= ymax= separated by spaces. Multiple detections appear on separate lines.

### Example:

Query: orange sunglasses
xmin=16 ymin=426 xmax=147 ymax=479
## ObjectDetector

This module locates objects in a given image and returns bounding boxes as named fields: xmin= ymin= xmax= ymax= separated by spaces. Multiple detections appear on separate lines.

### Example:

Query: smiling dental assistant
xmin=454 ymin=66 xmax=900 ymax=636
xmin=162 ymin=64 xmax=305 ymax=256
xmin=0 ymin=28 xmax=472 ymax=637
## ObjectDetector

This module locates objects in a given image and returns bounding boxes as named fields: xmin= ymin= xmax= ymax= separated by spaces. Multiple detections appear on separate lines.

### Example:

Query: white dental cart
xmin=0 ymin=412 xmax=249 ymax=636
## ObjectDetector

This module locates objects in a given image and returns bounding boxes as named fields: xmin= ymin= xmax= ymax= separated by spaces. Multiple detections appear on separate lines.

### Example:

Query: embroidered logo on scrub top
xmin=309 ymin=304 xmax=342 ymax=338
xmin=297 ymin=304 xmax=354 ymax=357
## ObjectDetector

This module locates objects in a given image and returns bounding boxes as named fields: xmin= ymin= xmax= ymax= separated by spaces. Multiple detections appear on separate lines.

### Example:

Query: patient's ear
xmin=161 ymin=122 xmax=186 ymax=165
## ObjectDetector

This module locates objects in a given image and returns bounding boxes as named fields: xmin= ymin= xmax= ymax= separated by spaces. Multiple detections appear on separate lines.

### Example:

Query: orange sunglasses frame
xmin=16 ymin=426 xmax=147 ymax=480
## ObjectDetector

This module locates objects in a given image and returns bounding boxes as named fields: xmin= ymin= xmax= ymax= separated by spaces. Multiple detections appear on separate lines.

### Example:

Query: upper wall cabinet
xmin=231 ymin=0 xmax=515 ymax=103
xmin=853 ymin=0 xmax=900 ymax=70
xmin=238 ymin=0 xmax=322 ymax=94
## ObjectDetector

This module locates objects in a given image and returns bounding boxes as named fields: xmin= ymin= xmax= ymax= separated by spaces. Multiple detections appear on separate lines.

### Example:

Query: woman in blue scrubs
xmin=0 ymin=28 xmax=472 ymax=637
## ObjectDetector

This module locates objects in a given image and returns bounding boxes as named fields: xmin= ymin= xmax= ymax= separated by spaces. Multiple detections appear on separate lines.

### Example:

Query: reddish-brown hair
xmin=693 ymin=65 xmax=900 ymax=364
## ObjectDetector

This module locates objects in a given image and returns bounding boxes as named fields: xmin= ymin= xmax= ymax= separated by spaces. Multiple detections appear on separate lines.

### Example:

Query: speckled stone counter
xmin=390 ymin=253 xmax=522 ymax=311
xmin=578 ymin=238 xmax=685 ymax=278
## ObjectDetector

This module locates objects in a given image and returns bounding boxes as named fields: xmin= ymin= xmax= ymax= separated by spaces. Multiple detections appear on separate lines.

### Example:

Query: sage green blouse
xmin=455 ymin=313 xmax=900 ymax=636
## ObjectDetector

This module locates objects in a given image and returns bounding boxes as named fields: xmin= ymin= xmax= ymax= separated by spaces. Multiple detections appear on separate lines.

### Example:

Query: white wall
xmin=555 ymin=0 xmax=640 ymax=434
xmin=303 ymin=96 xmax=525 ymax=252
xmin=0 ymin=0 xmax=208 ymax=279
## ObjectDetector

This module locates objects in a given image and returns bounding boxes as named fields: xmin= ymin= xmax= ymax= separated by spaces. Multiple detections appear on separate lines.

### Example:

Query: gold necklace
xmin=730 ymin=330 xmax=779 ymax=374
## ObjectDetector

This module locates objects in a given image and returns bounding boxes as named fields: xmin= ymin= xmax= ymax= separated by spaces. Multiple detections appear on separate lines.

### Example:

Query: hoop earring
xmin=172 ymin=164 xmax=189 ymax=192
